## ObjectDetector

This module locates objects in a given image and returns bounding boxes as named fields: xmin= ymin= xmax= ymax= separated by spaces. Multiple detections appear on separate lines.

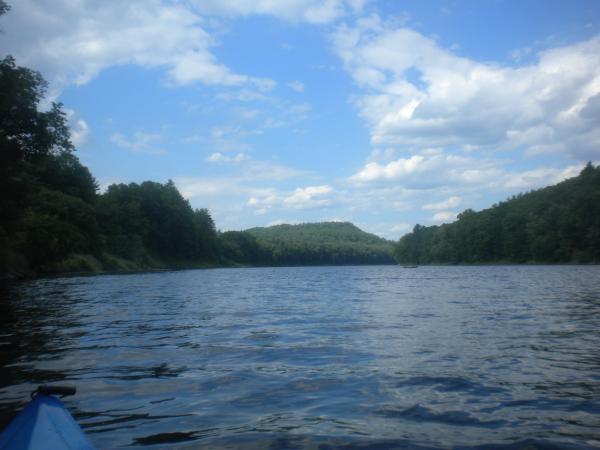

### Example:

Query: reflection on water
xmin=1 ymin=266 xmax=600 ymax=449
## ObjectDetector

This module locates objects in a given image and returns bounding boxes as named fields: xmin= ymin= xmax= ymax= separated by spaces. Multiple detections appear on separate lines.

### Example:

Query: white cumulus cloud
xmin=349 ymin=149 xmax=585 ymax=195
xmin=65 ymin=109 xmax=90 ymax=147
xmin=207 ymin=152 xmax=248 ymax=163
xmin=1 ymin=0 xmax=274 ymax=97
xmin=501 ymin=165 xmax=583 ymax=190
xmin=432 ymin=211 xmax=457 ymax=223
xmin=350 ymin=155 xmax=426 ymax=183
xmin=284 ymin=185 xmax=332 ymax=207
xmin=333 ymin=15 xmax=600 ymax=161
xmin=247 ymin=185 xmax=334 ymax=213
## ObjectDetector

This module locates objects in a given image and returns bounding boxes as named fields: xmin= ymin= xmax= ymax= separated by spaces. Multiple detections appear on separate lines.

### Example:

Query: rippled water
xmin=1 ymin=266 xmax=600 ymax=449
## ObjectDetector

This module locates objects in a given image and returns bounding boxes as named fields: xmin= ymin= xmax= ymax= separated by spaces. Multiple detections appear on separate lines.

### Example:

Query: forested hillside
xmin=394 ymin=164 xmax=600 ymax=264
xmin=0 ymin=55 xmax=98 ymax=274
xmin=97 ymin=182 xmax=219 ymax=267
xmin=0 ymin=56 xmax=220 ymax=275
xmin=3 ymin=53 xmax=598 ymax=276
xmin=244 ymin=222 xmax=396 ymax=265
xmin=0 ymin=56 xmax=395 ymax=276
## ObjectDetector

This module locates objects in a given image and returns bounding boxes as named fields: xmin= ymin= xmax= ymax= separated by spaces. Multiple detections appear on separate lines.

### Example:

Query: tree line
xmin=394 ymin=163 xmax=600 ymax=264
xmin=2 ymin=54 xmax=598 ymax=276
xmin=224 ymin=222 xmax=395 ymax=266
xmin=0 ymin=55 xmax=219 ymax=274
xmin=0 ymin=56 xmax=395 ymax=276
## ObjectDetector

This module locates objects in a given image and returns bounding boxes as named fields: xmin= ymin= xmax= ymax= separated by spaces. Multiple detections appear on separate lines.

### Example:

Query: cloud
xmin=169 ymin=51 xmax=275 ymax=89
xmin=211 ymin=125 xmax=262 ymax=139
xmin=259 ymin=102 xmax=312 ymax=130
xmin=2 ymin=0 xmax=274 ymax=97
xmin=423 ymin=196 xmax=461 ymax=210
xmin=353 ymin=221 xmax=411 ymax=239
xmin=232 ymin=107 xmax=261 ymax=120
xmin=432 ymin=211 xmax=457 ymax=223
xmin=189 ymin=0 xmax=366 ymax=24
xmin=501 ymin=166 xmax=582 ymax=190
xmin=216 ymin=89 xmax=273 ymax=102
xmin=284 ymin=185 xmax=332 ymax=207
xmin=391 ymin=223 xmax=412 ymax=234
xmin=207 ymin=152 xmax=247 ymax=163
xmin=173 ymin=160 xmax=312 ymax=229
xmin=510 ymin=46 xmax=532 ymax=62
xmin=183 ymin=134 xmax=204 ymax=144
xmin=288 ymin=102 xmax=312 ymax=119
xmin=110 ymin=131 xmax=165 ymax=155
xmin=332 ymin=16 xmax=600 ymax=161
xmin=244 ymin=160 xmax=308 ymax=181
xmin=350 ymin=155 xmax=427 ymax=183
xmin=350 ymin=149 xmax=585 ymax=192
xmin=247 ymin=185 xmax=334 ymax=213
xmin=205 ymin=100 xmax=312 ymax=156
xmin=65 ymin=109 xmax=90 ymax=147
xmin=288 ymin=80 xmax=305 ymax=92
xmin=349 ymin=151 xmax=491 ymax=189
xmin=174 ymin=159 xmax=306 ymax=201
xmin=368 ymin=147 xmax=400 ymax=162
xmin=176 ymin=177 xmax=236 ymax=198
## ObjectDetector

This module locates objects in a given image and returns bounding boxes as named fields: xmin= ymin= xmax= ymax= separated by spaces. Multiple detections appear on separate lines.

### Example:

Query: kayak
xmin=0 ymin=386 xmax=95 ymax=450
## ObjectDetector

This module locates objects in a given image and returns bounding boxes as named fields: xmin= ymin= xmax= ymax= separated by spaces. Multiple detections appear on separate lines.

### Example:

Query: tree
xmin=96 ymin=181 xmax=219 ymax=265
xmin=0 ymin=57 xmax=73 ymax=162
xmin=193 ymin=208 xmax=218 ymax=260
xmin=0 ymin=56 xmax=99 ymax=272
xmin=393 ymin=164 xmax=600 ymax=264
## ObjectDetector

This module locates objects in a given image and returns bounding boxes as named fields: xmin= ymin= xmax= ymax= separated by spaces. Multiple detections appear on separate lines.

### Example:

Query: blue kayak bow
xmin=0 ymin=386 xmax=95 ymax=450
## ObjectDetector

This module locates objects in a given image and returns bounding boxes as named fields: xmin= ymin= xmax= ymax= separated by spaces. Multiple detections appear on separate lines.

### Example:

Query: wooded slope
xmin=394 ymin=164 xmax=600 ymax=264
xmin=219 ymin=222 xmax=395 ymax=266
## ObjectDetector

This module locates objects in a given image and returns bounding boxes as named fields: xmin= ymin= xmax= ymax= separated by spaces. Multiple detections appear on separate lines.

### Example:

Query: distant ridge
xmin=394 ymin=163 xmax=600 ymax=264
xmin=241 ymin=221 xmax=395 ymax=265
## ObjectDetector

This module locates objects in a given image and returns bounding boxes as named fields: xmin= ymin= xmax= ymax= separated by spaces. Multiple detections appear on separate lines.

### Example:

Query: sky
xmin=2 ymin=0 xmax=600 ymax=239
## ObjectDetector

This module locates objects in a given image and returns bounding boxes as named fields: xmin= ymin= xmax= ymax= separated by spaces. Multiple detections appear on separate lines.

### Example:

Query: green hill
xmin=223 ymin=222 xmax=396 ymax=266
xmin=394 ymin=163 xmax=600 ymax=264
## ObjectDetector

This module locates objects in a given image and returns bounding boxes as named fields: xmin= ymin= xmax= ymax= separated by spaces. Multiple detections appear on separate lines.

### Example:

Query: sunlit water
xmin=1 ymin=266 xmax=599 ymax=449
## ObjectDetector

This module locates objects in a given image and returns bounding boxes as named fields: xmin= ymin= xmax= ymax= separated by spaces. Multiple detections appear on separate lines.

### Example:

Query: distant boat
xmin=403 ymin=265 xmax=418 ymax=268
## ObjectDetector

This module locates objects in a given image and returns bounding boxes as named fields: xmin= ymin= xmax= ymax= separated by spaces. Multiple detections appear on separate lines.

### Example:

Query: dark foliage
xmin=243 ymin=222 xmax=396 ymax=265
xmin=4 ymin=54 xmax=598 ymax=275
xmin=97 ymin=181 xmax=218 ymax=264
xmin=0 ymin=57 xmax=220 ymax=274
xmin=0 ymin=57 xmax=389 ymax=275
xmin=394 ymin=164 xmax=600 ymax=264
xmin=218 ymin=231 xmax=271 ymax=265
xmin=0 ymin=56 xmax=99 ymax=273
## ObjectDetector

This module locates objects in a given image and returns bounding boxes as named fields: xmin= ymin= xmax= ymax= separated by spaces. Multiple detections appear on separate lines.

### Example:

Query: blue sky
xmin=2 ymin=0 xmax=600 ymax=238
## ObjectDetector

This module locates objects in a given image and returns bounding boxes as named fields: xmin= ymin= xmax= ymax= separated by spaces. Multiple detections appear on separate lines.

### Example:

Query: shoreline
xmin=3 ymin=261 xmax=599 ymax=283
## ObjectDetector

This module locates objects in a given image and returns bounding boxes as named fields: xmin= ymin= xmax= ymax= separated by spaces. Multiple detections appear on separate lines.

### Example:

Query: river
xmin=1 ymin=266 xmax=599 ymax=449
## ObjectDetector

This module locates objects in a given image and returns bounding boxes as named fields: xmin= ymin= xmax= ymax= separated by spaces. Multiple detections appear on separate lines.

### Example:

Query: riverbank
xmin=0 ymin=252 xmax=225 ymax=281
xmin=1 ymin=252 xmax=403 ymax=281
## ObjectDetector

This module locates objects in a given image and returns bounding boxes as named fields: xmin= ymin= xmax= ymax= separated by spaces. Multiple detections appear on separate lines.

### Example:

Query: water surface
xmin=1 ymin=266 xmax=599 ymax=449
